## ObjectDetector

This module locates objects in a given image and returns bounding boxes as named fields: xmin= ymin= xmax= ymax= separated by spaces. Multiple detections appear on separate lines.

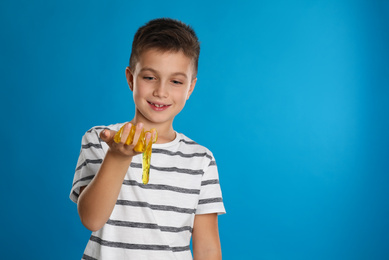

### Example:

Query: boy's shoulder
xmin=173 ymin=132 xmax=216 ymax=161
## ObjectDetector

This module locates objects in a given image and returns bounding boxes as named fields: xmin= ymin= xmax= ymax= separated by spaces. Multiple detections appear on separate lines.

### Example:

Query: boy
xmin=70 ymin=18 xmax=225 ymax=259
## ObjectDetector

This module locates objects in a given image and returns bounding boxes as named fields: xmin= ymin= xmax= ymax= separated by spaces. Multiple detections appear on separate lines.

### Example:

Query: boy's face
xmin=126 ymin=49 xmax=197 ymax=129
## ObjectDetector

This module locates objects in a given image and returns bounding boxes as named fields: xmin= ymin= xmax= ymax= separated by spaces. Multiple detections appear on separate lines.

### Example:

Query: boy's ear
xmin=126 ymin=67 xmax=134 ymax=91
xmin=187 ymin=77 xmax=197 ymax=100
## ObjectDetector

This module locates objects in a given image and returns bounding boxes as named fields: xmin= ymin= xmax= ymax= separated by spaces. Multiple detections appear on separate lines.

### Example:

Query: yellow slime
xmin=114 ymin=124 xmax=157 ymax=184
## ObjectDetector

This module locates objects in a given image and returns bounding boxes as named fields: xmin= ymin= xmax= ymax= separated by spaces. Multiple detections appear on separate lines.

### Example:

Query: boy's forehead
xmin=134 ymin=49 xmax=196 ymax=76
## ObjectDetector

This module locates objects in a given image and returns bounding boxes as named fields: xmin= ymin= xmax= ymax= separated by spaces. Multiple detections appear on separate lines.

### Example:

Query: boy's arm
xmin=77 ymin=123 xmax=148 ymax=231
xmin=192 ymin=213 xmax=222 ymax=260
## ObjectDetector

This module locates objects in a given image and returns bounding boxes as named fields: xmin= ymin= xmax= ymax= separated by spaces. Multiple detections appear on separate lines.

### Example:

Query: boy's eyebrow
xmin=140 ymin=67 xmax=188 ymax=79
xmin=140 ymin=67 xmax=158 ymax=74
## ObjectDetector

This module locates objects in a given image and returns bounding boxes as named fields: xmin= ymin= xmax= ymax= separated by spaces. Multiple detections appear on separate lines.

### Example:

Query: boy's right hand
xmin=99 ymin=122 xmax=148 ymax=158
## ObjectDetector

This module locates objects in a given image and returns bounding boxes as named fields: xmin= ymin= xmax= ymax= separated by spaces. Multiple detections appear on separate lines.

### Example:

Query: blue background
xmin=1 ymin=0 xmax=388 ymax=259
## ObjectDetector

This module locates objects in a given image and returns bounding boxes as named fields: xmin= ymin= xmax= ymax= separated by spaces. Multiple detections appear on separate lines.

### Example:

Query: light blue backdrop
xmin=1 ymin=0 xmax=388 ymax=259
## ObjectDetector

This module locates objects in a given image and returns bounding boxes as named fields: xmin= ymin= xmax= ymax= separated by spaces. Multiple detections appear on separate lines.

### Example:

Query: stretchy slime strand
xmin=142 ymin=130 xmax=154 ymax=184
xmin=113 ymin=124 xmax=157 ymax=184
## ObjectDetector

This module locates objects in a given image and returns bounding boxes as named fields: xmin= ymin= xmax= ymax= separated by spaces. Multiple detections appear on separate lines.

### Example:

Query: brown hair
xmin=129 ymin=18 xmax=200 ymax=77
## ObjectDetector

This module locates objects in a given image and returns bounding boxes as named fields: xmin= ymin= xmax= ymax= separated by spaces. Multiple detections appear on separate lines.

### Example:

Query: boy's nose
xmin=153 ymin=82 xmax=169 ymax=98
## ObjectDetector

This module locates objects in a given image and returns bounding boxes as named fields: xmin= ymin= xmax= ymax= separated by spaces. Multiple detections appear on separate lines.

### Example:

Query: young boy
xmin=70 ymin=18 xmax=225 ymax=259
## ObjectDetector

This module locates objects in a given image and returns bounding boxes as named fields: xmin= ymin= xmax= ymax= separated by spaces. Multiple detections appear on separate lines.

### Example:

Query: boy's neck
xmin=130 ymin=116 xmax=176 ymax=144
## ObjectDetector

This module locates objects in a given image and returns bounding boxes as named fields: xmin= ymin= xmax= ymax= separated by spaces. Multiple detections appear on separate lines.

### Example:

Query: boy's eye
xmin=143 ymin=76 xmax=155 ymax=80
xmin=172 ymin=80 xmax=183 ymax=85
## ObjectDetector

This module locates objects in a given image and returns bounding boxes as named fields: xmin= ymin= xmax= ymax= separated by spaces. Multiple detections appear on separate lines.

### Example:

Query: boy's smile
xmin=147 ymin=101 xmax=171 ymax=111
xmin=126 ymin=49 xmax=197 ymax=138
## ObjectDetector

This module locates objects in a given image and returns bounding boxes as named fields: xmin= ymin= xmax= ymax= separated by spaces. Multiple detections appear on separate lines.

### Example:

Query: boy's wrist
xmin=105 ymin=149 xmax=134 ymax=166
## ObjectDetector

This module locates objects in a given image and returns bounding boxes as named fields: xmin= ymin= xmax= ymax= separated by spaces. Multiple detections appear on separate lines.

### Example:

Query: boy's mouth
xmin=148 ymin=101 xmax=170 ymax=111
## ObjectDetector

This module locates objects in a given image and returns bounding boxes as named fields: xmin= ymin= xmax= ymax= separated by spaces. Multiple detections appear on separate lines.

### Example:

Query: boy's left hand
xmin=99 ymin=122 xmax=148 ymax=159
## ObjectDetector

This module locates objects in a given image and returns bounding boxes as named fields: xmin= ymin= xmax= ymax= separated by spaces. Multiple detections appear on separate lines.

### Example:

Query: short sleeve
xmin=195 ymin=153 xmax=226 ymax=215
xmin=69 ymin=127 xmax=107 ymax=203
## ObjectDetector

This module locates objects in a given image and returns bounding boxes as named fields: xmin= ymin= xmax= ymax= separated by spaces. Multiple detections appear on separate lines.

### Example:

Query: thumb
xmin=100 ymin=129 xmax=115 ymax=143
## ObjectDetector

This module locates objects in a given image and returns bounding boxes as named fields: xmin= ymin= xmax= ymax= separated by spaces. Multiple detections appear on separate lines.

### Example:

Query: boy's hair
xmin=129 ymin=18 xmax=200 ymax=77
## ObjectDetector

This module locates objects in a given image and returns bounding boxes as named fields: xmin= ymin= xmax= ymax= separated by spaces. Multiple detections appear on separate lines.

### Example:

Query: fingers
xmin=144 ymin=132 xmax=152 ymax=152
xmin=145 ymin=131 xmax=152 ymax=145
xmin=115 ymin=122 xmax=140 ymax=146
xmin=104 ymin=122 xmax=154 ymax=156
xmin=150 ymin=128 xmax=157 ymax=143
xmin=120 ymin=123 xmax=133 ymax=145
xmin=113 ymin=122 xmax=145 ymax=152
xmin=131 ymin=123 xmax=144 ymax=146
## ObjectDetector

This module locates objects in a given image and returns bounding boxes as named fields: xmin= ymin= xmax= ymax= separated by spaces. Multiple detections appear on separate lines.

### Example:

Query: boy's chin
xmin=136 ymin=113 xmax=175 ymax=127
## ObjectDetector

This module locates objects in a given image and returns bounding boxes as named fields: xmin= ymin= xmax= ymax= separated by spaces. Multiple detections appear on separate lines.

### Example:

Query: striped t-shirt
xmin=70 ymin=123 xmax=226 ymax=260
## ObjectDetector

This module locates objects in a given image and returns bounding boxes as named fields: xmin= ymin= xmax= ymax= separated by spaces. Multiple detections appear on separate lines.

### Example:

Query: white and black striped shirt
xmin=70 ymin=123 xmax=225 ymax=259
